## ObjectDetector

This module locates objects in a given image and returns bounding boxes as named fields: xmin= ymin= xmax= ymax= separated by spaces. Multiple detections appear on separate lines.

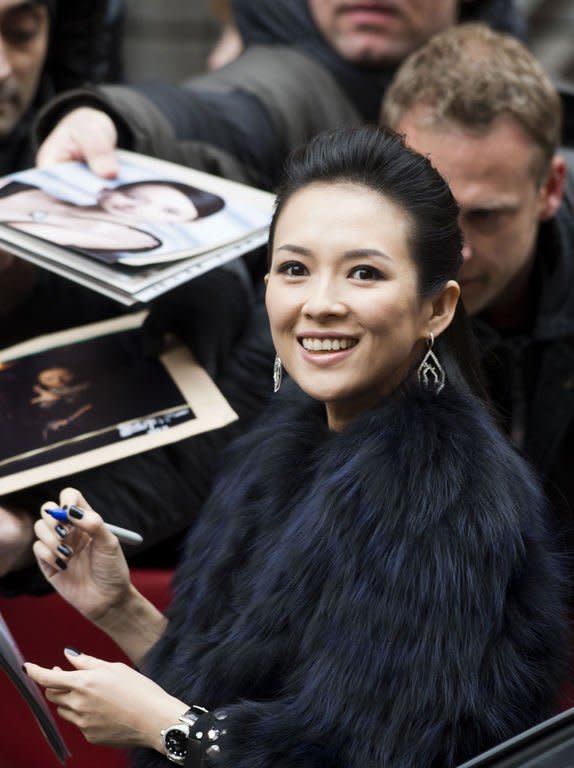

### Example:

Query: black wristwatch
xmin=161 ymin=706 xmax=208 ymax=765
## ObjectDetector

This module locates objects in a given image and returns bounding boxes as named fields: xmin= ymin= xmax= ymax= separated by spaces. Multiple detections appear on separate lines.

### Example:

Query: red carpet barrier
xmin=0 ymin=569 xmax=173 ymax=768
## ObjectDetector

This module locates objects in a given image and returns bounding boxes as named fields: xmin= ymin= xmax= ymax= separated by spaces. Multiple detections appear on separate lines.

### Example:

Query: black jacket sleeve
xmin=36 ymin=46 xmax=361 ymax=191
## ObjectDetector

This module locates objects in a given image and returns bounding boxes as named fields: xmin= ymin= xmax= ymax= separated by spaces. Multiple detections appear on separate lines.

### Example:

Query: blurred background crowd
xmin=120 ymin=0 xmax=573 ymax=85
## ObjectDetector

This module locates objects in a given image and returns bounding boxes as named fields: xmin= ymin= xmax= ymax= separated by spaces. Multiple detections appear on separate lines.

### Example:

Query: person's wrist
xmin=93 ymin=582 xmax=167 ymax=664
xmin=91 ymin=581 xmax=140 ymax=630
xmin=146 ymin=696 xmax=190 ymax=753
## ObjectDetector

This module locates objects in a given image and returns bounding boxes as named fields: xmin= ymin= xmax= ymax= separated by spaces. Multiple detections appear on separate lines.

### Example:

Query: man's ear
xmin=263 ymin=273 xmax=269 ymax=286
xmin=538 ymin=154 xmax=566 ymax=221
xmin=426 ymin=280 xmax=460 ymax=339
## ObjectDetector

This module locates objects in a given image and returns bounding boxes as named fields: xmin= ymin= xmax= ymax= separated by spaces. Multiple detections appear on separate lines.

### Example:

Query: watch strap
xmin=179 ymin=705 xmax=208 ymax=728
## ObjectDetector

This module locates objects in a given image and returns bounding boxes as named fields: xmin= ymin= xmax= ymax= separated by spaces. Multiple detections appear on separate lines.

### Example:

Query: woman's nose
xmin=302 ymin=280 xmax=347 ymax=318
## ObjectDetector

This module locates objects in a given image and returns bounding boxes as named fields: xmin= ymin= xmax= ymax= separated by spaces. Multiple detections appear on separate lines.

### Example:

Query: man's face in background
xmin=308 ymin=0 xmax=457 ymax=66
xmin=395 ymin=105 xmax=562 ymax=324
xmin=0 ymin=1 xmax=48 ymax=137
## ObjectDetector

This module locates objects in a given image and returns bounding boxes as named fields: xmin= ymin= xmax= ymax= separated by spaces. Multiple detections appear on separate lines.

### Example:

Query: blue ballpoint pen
xmin=46 ymin=507 xmax=143 ymax=546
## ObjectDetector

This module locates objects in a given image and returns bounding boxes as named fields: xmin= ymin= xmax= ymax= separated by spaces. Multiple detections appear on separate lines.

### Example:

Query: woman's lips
xmin=297 ymin=335 xmax=359 ymax=365
xmin=299 ymin=336 xmax=358 ymax=352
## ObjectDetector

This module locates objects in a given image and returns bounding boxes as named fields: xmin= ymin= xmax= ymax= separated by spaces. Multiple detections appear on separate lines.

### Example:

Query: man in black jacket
xmin=0 ymin=1 xmax=529 ymax=590
xmin=382 ymin=23 xmax=574 ymax=554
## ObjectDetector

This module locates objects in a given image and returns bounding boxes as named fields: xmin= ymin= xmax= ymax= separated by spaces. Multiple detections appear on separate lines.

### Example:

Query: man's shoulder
xmin=186 ymin=45 xmax=362 ymax=143
xmin=188 ymin=45 xmax=336 ymax=94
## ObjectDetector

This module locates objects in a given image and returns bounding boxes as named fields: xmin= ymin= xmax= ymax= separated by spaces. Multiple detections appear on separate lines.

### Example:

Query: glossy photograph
xmin=0 ymin=314 xmax=237 ymax=494
xmin=0 ymin=152 xmax=271 ymax=266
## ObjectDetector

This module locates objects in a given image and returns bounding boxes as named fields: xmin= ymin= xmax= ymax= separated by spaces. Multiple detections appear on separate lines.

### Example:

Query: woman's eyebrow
xmin=275 ymin=244 xmax=312 ymax=256
xmin=342 ymin=248 xmax=392 ymax=262
xmin=275 ymin=245 xmax=392 ymax=262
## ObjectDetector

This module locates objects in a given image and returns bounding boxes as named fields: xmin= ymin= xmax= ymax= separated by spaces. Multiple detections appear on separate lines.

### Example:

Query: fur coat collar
xmin=136 ymin=382 xmax=566 ymax=768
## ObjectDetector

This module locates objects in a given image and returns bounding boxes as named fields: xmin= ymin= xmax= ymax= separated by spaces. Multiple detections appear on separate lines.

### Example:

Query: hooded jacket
xmin=134 ymin=380 xmax=566 ymax=768
xmin=36 ymin=0 xmax=526 ymax=191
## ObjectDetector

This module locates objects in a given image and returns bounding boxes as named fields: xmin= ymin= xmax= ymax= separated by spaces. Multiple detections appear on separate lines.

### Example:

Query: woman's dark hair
xmin=269 ymin=126 xmax=486 ymax=399
xmin=114 ymin=180 xmax=225 ymax=220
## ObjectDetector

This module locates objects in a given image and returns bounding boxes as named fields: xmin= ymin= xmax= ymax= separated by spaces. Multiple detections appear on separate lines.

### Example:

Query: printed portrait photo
xmin=0 ymin=314 xmax=237 ymax=493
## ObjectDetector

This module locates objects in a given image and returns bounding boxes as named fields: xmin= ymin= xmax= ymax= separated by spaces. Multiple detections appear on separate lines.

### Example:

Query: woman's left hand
xmin=25 ymin=650 xmax=188 ymax=751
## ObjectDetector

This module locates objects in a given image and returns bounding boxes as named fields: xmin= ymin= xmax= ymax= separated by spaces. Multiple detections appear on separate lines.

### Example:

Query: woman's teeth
xmin=301 ymin=337 xmax=357 ymax=351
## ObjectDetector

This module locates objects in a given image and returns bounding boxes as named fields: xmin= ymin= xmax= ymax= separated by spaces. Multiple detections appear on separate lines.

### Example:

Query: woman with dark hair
xmin=26 ymin=127 xmax=566 ymax=768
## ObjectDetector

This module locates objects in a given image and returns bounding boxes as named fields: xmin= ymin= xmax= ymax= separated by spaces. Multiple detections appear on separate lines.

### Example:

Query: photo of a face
xmin=29 ymin=366 xmax=93 ymax=441
xmin=97 ymin=183 xmax=201 ymax=223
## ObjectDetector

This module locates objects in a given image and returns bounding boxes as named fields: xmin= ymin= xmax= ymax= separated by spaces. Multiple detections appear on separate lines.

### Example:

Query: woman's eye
xmin=277 ymin=261 xmax=307 ymax=277
xmin=349 ymin=265 xmax=382 ymax=281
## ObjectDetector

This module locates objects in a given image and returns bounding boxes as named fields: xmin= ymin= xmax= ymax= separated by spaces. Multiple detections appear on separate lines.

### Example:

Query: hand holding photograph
xmin=0 ymin=313 xmax=238 ymax=495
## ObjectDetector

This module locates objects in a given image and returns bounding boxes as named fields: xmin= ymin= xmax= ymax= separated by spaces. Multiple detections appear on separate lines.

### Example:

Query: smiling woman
xmin=26 ymin=127 xmax=566 ymax=768
xmin=265 ymin=180 xmax=456 ymax=428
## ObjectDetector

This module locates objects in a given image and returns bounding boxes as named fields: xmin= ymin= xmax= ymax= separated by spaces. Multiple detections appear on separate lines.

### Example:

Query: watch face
xmin=163 ymin=724 xmax=190 ymax=763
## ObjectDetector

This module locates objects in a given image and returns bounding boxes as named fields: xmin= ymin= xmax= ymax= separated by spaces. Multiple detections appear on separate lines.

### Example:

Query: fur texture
xmin=135 ymin=382 xmax=566 ymax=768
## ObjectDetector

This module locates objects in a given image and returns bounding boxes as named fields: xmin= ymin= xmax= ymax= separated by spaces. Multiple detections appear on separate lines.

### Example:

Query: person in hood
xmin=34 ymin=0 xmax=527 ymax=186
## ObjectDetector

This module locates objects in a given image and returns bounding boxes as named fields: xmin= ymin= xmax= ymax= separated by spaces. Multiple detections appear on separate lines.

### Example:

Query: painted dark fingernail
xmin=68 ymin=505 xmax=84 ymax=520
xmin=64 ymin=647 xmax=81 ymax=656
xmin=55 ymin=557 xmax=67 ymax=570
xmin=21 ymin=664 xmax=28 ymax=675
xmin=55 ymin=524 xmax=69 ymax=539
xmin=57 ymin=543 xmax=73 ymax=558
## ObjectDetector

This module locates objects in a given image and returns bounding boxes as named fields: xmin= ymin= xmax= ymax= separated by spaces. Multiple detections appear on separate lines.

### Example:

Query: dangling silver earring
xmin=273 ymin=354 xmax=282 ymax=393
xmin=417 ymin=332 xmax=445 ymax=394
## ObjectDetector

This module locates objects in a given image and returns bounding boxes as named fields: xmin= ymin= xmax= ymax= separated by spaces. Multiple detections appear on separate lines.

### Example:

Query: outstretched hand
xmin=36 ymin=107 xmax=119 ymax=178
xmin=25 ymin=649 xmax=188 ymax=750
xmin=33 ymin=488 xmax=131 ymax=623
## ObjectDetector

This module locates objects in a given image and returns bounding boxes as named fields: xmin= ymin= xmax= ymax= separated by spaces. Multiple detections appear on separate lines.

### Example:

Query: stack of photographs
xmin=0 ymin=150 xmax=273 ymax=305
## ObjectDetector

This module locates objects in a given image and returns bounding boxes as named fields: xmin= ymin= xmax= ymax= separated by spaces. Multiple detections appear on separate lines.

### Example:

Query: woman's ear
xmin=264 ymin=273 xmax=269 ymax=286
xmin=427 ymin=280 xmax=460 ymax=338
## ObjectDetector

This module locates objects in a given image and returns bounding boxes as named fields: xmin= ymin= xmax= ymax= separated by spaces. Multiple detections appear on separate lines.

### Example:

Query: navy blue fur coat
xmin=134 ymin=381 xmax=566 ymax=768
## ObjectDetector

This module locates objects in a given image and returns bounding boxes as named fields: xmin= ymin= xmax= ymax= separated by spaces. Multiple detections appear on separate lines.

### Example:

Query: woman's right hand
xmin=33 ymin=488 xmax=132 ymax=624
